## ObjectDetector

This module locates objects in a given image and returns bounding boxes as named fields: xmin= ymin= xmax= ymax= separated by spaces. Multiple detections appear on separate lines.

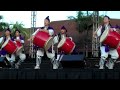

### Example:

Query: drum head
xmin=57 ymin=37 xmax=66 ymax=48
xmin=100 ymin=28 xmax=109 ymax=43
xmin=1 ymin=39 xmax=9 ymax=48
xmin=44 ymin=37 xmax=53 ymax=51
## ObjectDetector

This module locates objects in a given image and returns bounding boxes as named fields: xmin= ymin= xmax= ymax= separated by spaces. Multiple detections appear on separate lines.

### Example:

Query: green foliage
xmin=0 ymin=15 xmax=9 ymax=31
xmin=0 ymin=15 xmax=30 ymax=40
xmin=10 ymin=21 xmax=29 ymax=39
xmin=0 ymin=22 xmax=9 ymax=31
xmin=68 ymin=11 xmax=104 ymax=33
xmin=0 ymin=15 xmax=3 ymax=20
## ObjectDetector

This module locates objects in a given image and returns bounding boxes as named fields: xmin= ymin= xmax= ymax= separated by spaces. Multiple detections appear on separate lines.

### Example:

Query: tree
xmin=0 ymin=15 xmax=9 ymax=31
xmin=68 ymin=11 xmax=104 ymax=55
xmin=0 ymin=15 xmax=3 ymax=21
xmin=68 ymin=11 xmax=103 ymax=33
xmin=0 ymin=22 xmax=9 ymax=31
xmin=10 ymin=21 xmax=29 ymax=39
xmin=68 ymin=11 xmax=104 ymax=44
xmin=68 ymin=11 xmax=92 ymax=33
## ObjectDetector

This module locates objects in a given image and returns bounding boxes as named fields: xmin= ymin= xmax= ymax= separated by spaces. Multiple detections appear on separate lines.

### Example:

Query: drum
xmin=57 ymin=37 xmax=75 ymax=54
xmin=100 ymin=28 xmax=120 ymax=48
xmin=116 ymin=44 xmax=120 ymax=62
xmin=1 ymin=39 xmax=17 ymax=54
xmin=15 ymin=40 xmax=23 ymax=55
xmin=116 ymin=42 xmax=120 ymax=60
xmin=33 ymin=30 xmax=53 ymax=51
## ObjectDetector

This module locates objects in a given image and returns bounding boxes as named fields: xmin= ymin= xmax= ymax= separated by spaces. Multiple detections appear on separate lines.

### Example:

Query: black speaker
xmin=60 ymin=54 xmax=85 ymax=68
xmin=0 ymin=57 xmax=10 ymax=68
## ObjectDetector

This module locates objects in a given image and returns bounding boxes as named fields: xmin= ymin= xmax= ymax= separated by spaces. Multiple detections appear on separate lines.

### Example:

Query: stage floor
xmin=0 ymin=68 xmax=120 ymax=79
xmin=0 ymin=56 xmax=120 ymax=79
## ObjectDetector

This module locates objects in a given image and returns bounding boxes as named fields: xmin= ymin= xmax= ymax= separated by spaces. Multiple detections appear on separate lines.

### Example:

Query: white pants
xmin=35 ymin=48 xmax=60 ymax=69
xmin=5 ymin=52 xmax=26 ymax=63
xmin=37 ymin=49 xmax=55 ymax=59
xmin=18 ymin=52 xmax=26 ymax=62
xmin=100 ymin=46 xmax=119 ymax=60
xmin=6 ymin=54 xmax=15 ymax=62
xmin=36 ymin=49 xmax=55 ymax=66
xmin=56 ymin=54 xmax=64 ymax=61
xmin=99 ymin=46 xmax=119 ymax=69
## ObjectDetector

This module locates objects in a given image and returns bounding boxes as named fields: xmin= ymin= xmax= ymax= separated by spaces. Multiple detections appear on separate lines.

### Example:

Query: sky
xmin=0 ymin=11 xmax=120 ymax=28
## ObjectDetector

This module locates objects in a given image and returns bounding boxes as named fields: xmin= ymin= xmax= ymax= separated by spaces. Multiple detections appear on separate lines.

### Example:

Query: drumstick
xmin=53 ymin=43 xmax=58 ymax=59
xmin=28 ymin=36 xmax=34 ymax=41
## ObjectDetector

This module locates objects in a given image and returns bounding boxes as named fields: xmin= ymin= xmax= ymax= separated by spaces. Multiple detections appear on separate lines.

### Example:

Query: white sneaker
xmin=106 ymin=61 xmax=109 ymax=68
xmin=106 ymin=60 xmax=114 ymax=69
xmin=15 ymin=63 xmax=19 ymax=69
xmin=99 ymin=65 xmax=104 ymax=69
xmin=108 ymin=62 xmax=114 ymax=69
xmin=53 ymin=64 xmax=58 ymax=69
xmin=34 ymin=65 xmax=40 ymax=69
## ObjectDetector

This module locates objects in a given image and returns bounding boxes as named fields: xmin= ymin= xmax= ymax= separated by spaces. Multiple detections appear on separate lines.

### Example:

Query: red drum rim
xmin=12 ymin=48 xmax=18 ymax=54
xmin=69 ymin=43 xmax=76 ymax=54
xmin=117 ymin=42 xmax=120 ymax=49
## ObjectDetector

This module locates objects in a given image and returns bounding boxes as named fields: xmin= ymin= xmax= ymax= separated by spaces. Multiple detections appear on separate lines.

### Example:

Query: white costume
xmin=33 ymin=26 xmax=58 ymax=69
xmin=0 ymin=37 xmax=3 ymax=44
xmin=14 ymin=36 xmax=26 ymax=69
xmin=96 ymin=24 xmax=119 ymax=69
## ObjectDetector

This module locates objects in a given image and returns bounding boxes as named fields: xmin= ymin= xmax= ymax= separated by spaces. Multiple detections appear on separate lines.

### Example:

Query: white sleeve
xmin=48 ymin=29 xmax=54 ymax=36
xmin=113 ymin=28 xmax=117 ymax=31
xmin=69 ymin=37 xmax=72 ymax=41
xmin=32 ymin=29 xmax=40 ymax=36
xmin=97 ymin=26 xmax=102 ymax=37
xmin=0 ymin=37 xmax=3 ymax=44
xmin=14 ymin=41 xmax=16 ymax=43
xmin=53 ymin=35 xmax=59 ymax=44
xmin=21 ymin=40 xmax=24 ymax=43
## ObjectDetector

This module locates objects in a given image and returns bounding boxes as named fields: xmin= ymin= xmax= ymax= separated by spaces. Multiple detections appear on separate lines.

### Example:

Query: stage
xmin=0 ymin=68 xmax=120 ymax=79
xmin=0 ymin=54 xmax=120 ymax=79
